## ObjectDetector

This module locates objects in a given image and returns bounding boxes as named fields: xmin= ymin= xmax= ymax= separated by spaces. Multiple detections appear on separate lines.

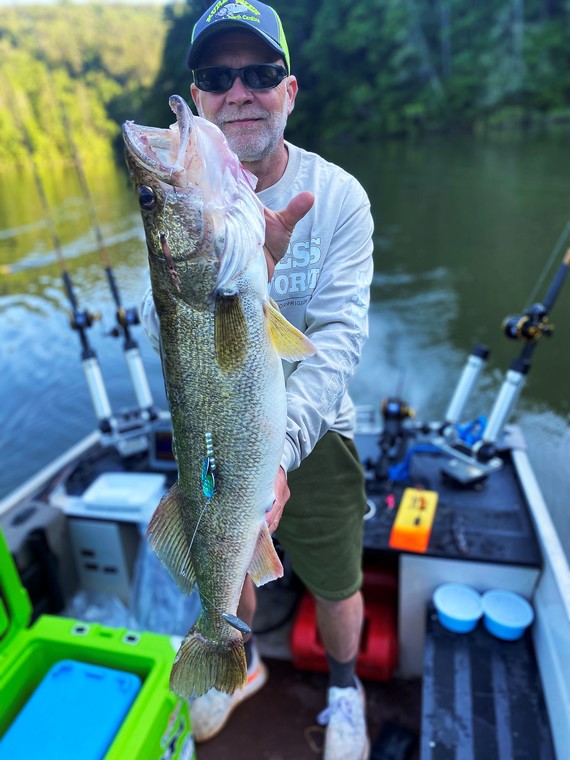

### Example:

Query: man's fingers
xmin=266 ymin=466 xmax=290 ymax=533
xmin=263 ymin=191 xmax=314 ymax=279
xmin=279 ymin=191 xmax=314 ymax=232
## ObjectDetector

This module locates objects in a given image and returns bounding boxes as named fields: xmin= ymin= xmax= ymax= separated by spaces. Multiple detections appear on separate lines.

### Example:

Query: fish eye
xmin=138 ymin=185 xmax=156 ymax=210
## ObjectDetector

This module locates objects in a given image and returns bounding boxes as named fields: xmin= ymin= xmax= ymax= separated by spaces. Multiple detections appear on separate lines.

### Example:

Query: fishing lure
xmin=201 ymin=431 xmax=216 ymax=499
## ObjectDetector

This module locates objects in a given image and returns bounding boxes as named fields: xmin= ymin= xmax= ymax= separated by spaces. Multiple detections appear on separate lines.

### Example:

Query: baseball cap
xmin=187 ymin=1 xmax=290 ymax=74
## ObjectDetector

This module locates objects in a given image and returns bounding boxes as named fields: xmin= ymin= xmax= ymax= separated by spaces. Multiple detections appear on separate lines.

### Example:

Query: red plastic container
xmin=290 ymin=567 xmax=399 ymax=681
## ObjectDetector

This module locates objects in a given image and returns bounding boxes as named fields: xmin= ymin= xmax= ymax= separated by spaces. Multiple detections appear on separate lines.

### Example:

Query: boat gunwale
xmin=511 ymin=446 xmax=570 ymax=622
xmin=0 ymin=431 xmax=101 ymax=518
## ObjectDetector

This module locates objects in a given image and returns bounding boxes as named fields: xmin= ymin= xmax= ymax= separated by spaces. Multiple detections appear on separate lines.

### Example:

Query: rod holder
xmin=444 ymin=344 xmax=490 ymax=425
xmin=481 ymin=358 xmax=529 ymax=446
xmin=125 ymin=347 xmax=155 ymax=414
xmin=82 ymin=357 xmax=113 ymax=425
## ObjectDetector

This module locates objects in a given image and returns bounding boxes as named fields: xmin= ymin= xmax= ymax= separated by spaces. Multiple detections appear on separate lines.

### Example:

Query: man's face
xmin=191 ymin=30 xmax=298 ymax=164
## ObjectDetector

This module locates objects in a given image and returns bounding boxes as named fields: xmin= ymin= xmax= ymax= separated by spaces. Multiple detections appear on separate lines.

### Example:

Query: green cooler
xmin=0 ymin=528 xmax=195 ymax=759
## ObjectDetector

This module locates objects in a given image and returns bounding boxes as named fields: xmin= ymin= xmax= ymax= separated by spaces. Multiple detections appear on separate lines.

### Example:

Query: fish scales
xmin=163 ymin=274 xmax=284 ymax=617
xmin=122 ymin=95 xmax=315 ymax=698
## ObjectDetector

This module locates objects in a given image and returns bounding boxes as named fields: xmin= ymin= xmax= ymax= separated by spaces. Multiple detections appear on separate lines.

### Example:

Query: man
xmin=141 ymin=2 xmax=374 ymax=758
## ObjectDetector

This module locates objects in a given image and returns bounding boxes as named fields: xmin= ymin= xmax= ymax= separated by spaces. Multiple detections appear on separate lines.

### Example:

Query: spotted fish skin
xmin=122 ymin=96 xmax=314 ymax=698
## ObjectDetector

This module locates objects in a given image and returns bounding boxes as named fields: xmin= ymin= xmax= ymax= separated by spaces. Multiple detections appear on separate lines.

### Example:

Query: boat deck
xmin=197 ymin=658 xmax=421 ymax=760
xmin=190 ymin=577 xmax=420 ymax=760
xmin=1 ymin=427 xmax=565 ymax=759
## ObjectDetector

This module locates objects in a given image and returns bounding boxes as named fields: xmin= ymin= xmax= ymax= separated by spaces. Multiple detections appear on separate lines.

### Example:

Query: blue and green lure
xmin=201 ymin=431 xmax=216 ymax=499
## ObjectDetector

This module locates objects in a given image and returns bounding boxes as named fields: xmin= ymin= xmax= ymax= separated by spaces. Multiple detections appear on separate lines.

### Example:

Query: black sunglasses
xmin=193 ymin=64 xmax=287 ymax=93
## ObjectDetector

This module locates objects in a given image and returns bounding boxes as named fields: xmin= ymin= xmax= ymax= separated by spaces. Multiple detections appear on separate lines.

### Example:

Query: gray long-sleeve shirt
xmin=140 ymin=141 xmax=374 ymax=473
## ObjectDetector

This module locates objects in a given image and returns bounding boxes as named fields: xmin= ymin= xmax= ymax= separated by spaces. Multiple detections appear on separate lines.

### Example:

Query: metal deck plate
xmin=420 ymin=611 xmax=555 ymax=760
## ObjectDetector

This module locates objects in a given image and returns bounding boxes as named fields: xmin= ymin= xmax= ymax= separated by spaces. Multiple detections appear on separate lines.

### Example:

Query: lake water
xmin=1 ymin=133 xmax=569 ymax=557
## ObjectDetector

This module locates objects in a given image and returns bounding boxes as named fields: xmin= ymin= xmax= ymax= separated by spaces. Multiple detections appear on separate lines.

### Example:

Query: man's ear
xmin=190 ymin=83 xmax=202 ymax=115
xmin=286 ymin=75 xmax=298 ymax=116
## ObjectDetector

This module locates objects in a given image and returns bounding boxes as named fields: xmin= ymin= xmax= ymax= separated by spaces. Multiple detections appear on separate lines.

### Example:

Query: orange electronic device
xmin=388 ymin=488 xmax=438 ymax=553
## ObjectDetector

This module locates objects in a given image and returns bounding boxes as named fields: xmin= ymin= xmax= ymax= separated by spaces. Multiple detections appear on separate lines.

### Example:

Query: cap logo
xmin=207 ymin=1 xmax=261 ymax=24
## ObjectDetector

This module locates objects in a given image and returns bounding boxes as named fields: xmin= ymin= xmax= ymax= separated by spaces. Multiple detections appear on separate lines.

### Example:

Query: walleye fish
xmin=122 ymin=95 xmax=314 ymax=698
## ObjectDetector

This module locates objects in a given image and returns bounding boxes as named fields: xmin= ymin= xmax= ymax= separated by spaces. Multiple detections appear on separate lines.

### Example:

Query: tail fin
xmin=170 ymin=624 xmax=246 ymax=698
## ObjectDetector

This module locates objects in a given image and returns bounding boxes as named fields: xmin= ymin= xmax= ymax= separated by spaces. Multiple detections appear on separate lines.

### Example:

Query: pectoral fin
xmin=264 ymin=298 xmax=316 ymax=361
xmin=146 ymin=482 xmax=196 ymax=594
xmin=248 ymin=523 xmax=284 ymax=587
xmin=215 ymin=293 xmax=247 ymax=372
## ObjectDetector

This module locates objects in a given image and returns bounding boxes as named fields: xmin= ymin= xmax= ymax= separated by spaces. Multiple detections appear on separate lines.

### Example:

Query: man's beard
xmin=201 ymin=99 xmax=289 ymax=163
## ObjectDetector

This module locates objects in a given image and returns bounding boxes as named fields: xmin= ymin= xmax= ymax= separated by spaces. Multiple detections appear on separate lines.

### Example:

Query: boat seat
xmin=420 ymin=608 xmax=556 ymax=759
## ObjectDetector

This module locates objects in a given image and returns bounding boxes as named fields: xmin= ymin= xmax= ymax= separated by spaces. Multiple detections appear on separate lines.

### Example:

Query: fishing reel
xmin=109 ymin=307 xmax=140 ymax=337
xmin=381 ymin=397 xmax=415 ymax=428
xmin=503 ymin=302 xmax=555 ymax=343
xmin=374 ymin=397 xmax=416 ymax=479
xmin=69 ymin=307 xmax=101 ymax=331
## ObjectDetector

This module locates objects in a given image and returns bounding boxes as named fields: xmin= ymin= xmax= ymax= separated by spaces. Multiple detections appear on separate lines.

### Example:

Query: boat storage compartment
xmin=0 ymin=528 xmax=195 ymax=760
xmin=420 ymin=609 xmax=556 ymax=760
xmin=54 ymin=471 xmax=167 ymax=604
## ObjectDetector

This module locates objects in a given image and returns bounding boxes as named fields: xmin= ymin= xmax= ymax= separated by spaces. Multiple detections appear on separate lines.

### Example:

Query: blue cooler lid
xmin=0 ymin=660 xmax=142 ymax=759
xmin=0 ymin=529 xmax=32 ymax=654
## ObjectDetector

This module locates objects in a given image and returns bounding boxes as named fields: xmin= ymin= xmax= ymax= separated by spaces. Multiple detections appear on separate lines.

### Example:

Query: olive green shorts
xmin=275 ymin=431 xmax=367 ymax=602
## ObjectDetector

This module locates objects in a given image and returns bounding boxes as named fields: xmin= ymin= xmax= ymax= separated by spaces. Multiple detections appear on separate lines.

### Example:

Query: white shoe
xmin=317 ymin=677 xmax=370 ymax=760
xmin=189 ymin=647 xmax=268 ymax=742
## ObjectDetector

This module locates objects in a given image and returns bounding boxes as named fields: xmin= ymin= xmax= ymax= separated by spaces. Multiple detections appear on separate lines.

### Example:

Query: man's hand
xmin=266 ymin=466 xmax=290 ymax=534
xmin=264 ymin=191 xmax=314 ymax=280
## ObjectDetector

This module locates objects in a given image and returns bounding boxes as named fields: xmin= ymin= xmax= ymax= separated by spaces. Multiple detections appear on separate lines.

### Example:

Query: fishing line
xmin=395 ymin=369 xmax=406 ymax=399
xmin=48 ymin=79 xmax=114 ymax=269
xmin=183 ymin=500 xmax=211 ymax=571
xmin=524 ymin=220 xmax=570 ymax=308
xmin=1 ymin=77 xmax=99 ymax=324
xmin=27 ymin=16 xmax=156 ymax=424
xmin=48 ymin=82 xmax=131 ymax=320
xmin=194 ymin=586 xmax=252 ymax=637
xmin=1 ymin=75 xmax=116 ymax=431
xmin=36 ymin=33 xmax=133 ymax=322
xmin=1 ymin=80 xmax=71 ymax=279
xmin=182 ymin=513 xmax=253 ymax=637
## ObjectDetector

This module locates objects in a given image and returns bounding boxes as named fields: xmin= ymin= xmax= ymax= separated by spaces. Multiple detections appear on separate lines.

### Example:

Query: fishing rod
xmin=2 ymin=78 xmax=115 ymax=435
xmin=401 ymin=232 xmax=570 ymax=488
xmin=34 ymin=31 xmax=157 ymax=425
xmin=476 ymin=239 xmax=570 ymax=461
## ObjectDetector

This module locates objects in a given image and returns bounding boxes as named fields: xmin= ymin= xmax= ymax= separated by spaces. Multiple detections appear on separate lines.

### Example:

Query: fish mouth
xmin=122 ymin=95 xmax=193 ymax=187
